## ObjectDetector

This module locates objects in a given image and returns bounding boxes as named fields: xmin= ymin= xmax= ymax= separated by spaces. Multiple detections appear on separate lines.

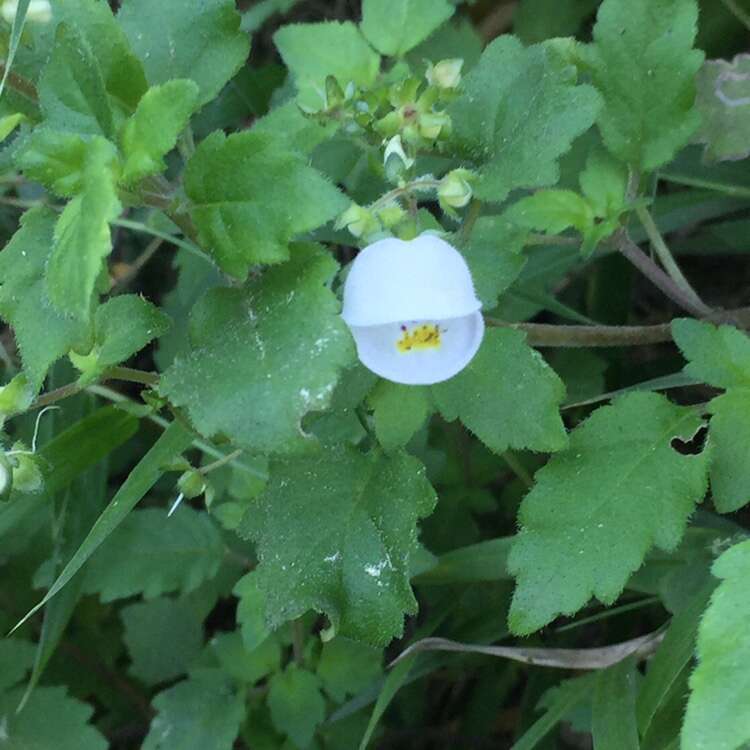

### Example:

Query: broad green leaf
xmin=83 ymin=507 xmax=224 ymax=602
xmin=120 ymin=80 xmax=200 ymax=184
xmin=592 ymin=657 xmax=639 ymax=750
xmin=274 ymin=21 xmax=380 ymax=110
xmin=432 ymin=328 xmax=568 ymax=455
xmin=252 ymin=100 xmax=337 ymax=155
xmin=46 ymin=136 xmax=121 ymax=321
xmin=583 ymin=0 xmax=704 ymax=172
xmin=506 ymin=190 xmax=594 ymax=235
xmin=16 ymin=129 xmax=91 ymax=197
xmin=70 ymin=294 xmax=171 ymax=383
xmin=450 ymin=35 xmax=600 ymax=203
xmin=38 ymin=23 xmax=113 ymax=136
xmin=360 ymin=0 xmax=454 ymax=57
xmin=694 ymin=55 xmax=750 ymax=162
xmin=143 ymin=669 xmax=246 ymax=750
xmin=317 ymin=637 xmax=382 ymax=703
xmin=242 ymin=0 xmax=301 ymax=33
xmin=12 ymin=421 xmax=194 ymax=633
xmin=54 ymin=0 xmax=148 ymax=110
xmin=369 ymin=380 xmax=431 ymax=451
xmin=458 ymin=216 xmax=527 ymax=309
xmin=268 ymin=666 xmax=326 ymax=748
xmin=0 ymin=207 xmax=87 ymax=389
xmin=682 ymin=540 xmax=750 ymax=750
xmin=121 ymin=596 xmax=204 ymax=684
xmin=238 ymin=447 xmax=437 ymax=645
xmin=209 ymin=631 xmax=281 ymax=685
xmin=707 ymin=390 xmax=750 ymax=513
xmin=160 ymin=244 xmax=354 ymax=453
xmin=118 ymin=0 xmax=250 ymax=106
xmin=0 ymin=638 xmax=35 ymax=691
xmin=234 ymin=571 xmax=272 ymax=652
xmin=184 ymin=130 xmax=347 ymax=276
xmin=672 ymin=318 xmax=750 ymax=389
xmin=0 ymin=686 xmax=106 ymax=750
xmin=508 ymin=392 xmax=710 ymax=635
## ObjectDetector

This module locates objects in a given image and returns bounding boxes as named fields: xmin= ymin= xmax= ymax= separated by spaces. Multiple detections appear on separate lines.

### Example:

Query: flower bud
xmin=1 ymin=0 xmax=51 ymax=23
xmin=383 ymin=135 xmax=414 ymax=183
xmin=375 ymin=203 xmax=406 ymax=229
xmin=177 ymin=469 xmax=206 ymax=500
xmin=12 ymin=452 xmax=43 ymax=494
xmin=335 ymin=203 xmax=379 ymax=239
xmin=438 ymin=169 xmax=474 ymax=210
xmin=426 ymin=59 xmax=463 ymax=90
xmin=341 ymin=234 xmax=484 ymax=385
xmin=418 ymin=111 xmax=451 ymax=141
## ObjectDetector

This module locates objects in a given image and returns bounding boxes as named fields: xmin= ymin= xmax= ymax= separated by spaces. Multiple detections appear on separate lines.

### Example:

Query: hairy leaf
xmin=508 ymin=392 xmax=709 ymax=634
xmin=369 ymin=381 xmax=432 ymax=451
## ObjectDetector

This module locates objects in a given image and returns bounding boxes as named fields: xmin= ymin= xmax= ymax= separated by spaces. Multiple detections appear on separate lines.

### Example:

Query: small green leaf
xmin=360 ymin=0 xmax=454 ymax=57
xmin=694 ymin=54 xmax=750 ymax=162
xmin=583 ymin=0 xmax=704 ymax=171
xmin=508 ymin=392 xmax=710 ymax=635
xmin=143 ymin=669 xmax=246 ymax=750
xmin=118 ymin=0 xmax=250 ymax=106
xmin=268 ymin=666 xmax=326 ymax=748
xmin=432 ymin=328 xmax=568 ymax=455
xmin=0 ymin=207 xmax=87 ymax=389
xmin=672 ymin=318 xmax=750 ymax=389
xmin=209 ymin=631 xmax=281 ymax=685
xmin=317 ymin=637 xmax=382 ymax=703
xmin=369 ymin=381 xmax=431 ymax=451
xmin=17 ymin=129 xmax=91 ymax=197
xmin=682 ymin=540 xmax=750 ymax=750
xmin=46 ymin=137 xmax=121 ymax=321
xmin=450 ymin=35 xmax=600 ymax=203
xmin=83 ymin=506 xmax=224 ymax=602
xmin=238 ymin=447 xmax=436 ymax=645
xmin=121 ymin=596 xmax=204 ymax=684
xmin=0 ymin=686 xmax=107 ymax=750
xmin=120 ymin=80 xmax=200 ymax=184
xmin=160 ymin=244 xmax=354 ymax=453
xmin=71 ymin=294 xmax=171 ymax=383
xmin=506 ymin=190 xmax=594 ymax=235
xmin=579 ymin=147 xmax=627 ymax=219
xmin=0 ymin=113 xmax=24 ymax=142
xmin=274 ymin=21 xmax=380 ymax=110
xmin=185 ymin=130 xmax=347 ymax=276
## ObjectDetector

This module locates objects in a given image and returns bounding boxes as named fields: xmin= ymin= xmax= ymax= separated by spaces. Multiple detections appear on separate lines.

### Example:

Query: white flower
xmin=1 ymin=0 xmax=52 ymax=24
xmin=342 ymin=233 xmax=484 ymax=385
xmin=426 ymin=59 xmax=463 ymax=90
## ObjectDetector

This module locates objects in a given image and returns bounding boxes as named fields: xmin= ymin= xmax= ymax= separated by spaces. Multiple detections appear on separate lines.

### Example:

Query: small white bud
xmin=438 ymin=169 xmax=474 ymax=209
xmin=1 ymin=0 xmax=52 ymax=24
xmin=383 ymin=135 xmax=414 ymax=182
xmin=341 ymin=234 xmax=484 ymax=385
xmin=426 ymin=59 xmax=463 ymax=90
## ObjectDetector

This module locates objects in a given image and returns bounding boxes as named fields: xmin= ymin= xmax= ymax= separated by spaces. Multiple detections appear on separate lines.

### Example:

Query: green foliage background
xmin=0 ymin=0 xmax=749 ymax=748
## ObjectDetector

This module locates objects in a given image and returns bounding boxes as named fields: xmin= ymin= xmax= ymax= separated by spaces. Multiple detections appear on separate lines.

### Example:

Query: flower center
xmin=396 ymin=323 xmax=442 ymax=353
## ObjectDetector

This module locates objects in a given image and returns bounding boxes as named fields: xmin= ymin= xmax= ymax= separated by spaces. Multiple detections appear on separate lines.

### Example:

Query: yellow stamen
xmin=396 ymin=323 xmax=442 ymax=353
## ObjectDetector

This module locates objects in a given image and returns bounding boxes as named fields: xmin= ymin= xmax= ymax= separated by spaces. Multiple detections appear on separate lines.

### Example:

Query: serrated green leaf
xmin=274 ymin=21 xmax=380 ymax=110
xmin=707 ymin=389 xmax=750 ymax=513
xmin=360 ymin=0 xmax=454 ymax=57
xmin=0 ymin=686 xmax=106 ymax=750
xmin=16 ymin=129 xmax=91 ymax=197
xmin=268 ymin=666 xmax=326 ymax=748
xmin=160 ymin=244 xmax=354 ymax=453
xmin=143 ymin=669 xmax=246 ymax=750
xmin=0 ymin=207 xmax=87 ymax=390
xmin=239 ymin=447 xmax=436 ymax=646
xmin=0 ymin=638 xmax=35 ymax=691
xmin=122 ymin=596 xmax=204 ymax=684
xmin=583 ymin=0 xmax=704 ymax=172
xmin=54 ymin=0 xmax=148 ymax=111
xmin=432 ymin=328 xmax=567 ymax=455
xmin=234 ymin=572 xmax=272 ymax=652
xmin=184 ymin=130 xmax=347 ymax=276
xmin=459 ymin=216 xmax=527 ymax=309
xmin=118 ymin=0 xmax=250 ymax=106
xmin=508 ymin=392 xmax=709 ymax=635
xmin=450 ymin=35 xmax=600 ymax=203
xmin=694 ymin=55 xmax=750 ymax=162
xmin=82 ymin=506 xmax=224 ymax=602
xmin=38 ymin=23 xmax=113 ymax=136
xmin=579 ymin=147 xmax=627 ymax=219
xmin=317 ymin=637 xmax=382 ymax=703
xmin=672 ymin=318 xmax=750 ymax=389
xmin=506 ymin=190 xmax=594 ymax=235
xmin=369 ymin=381 xmax=431 ymax=451
xmin=120 ymin=80 xmax=200 ymax=184
xmin=682 ymin=540 xmax=750 ymax=750
xmin=46 ymin=136 xmax=121 ymax=321
xmin=71 ymin=294 xmax=171 ymax=383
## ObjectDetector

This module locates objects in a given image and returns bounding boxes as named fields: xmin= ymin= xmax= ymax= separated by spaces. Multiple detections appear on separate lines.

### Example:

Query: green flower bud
xmin=438 ymin=169 xmax=475 ymax=209
xmin=418 ymin=111 xmax=451 ymax=141
xmin=426 ymin=59 xmax=463 ymax=90
xmin=0 ymin=373 xmax=33 ymax=425
xmin=12 ymin=452 xmax=44 ymax=494
xmin=177 ymin=469 xmax=206 ymax=500
xmin=325 ymin=75 xmax=345 ymax=109
xmin=335 ymin=204 xmax=379 ymax=239
xmin=384 ymin=135 xmax=414 ymax=183
xmin=375 ymin=204 xmax=407 ymax=229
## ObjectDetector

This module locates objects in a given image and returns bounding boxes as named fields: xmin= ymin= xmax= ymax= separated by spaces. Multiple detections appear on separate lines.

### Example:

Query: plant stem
xmin=616 ymin=231 xmax=712 ymax=317
xmin=369 ymin=178 xmax=441 ymax=211
xmin=0 ymin=61 xmax=38 ymax=102
xmin=720 ymin=0 xmax=750 ymax=30
xmin=526 ymin=233 xmax=581 ymax=247
xmin=485 ymin=306 xmax=750 ymax=348
xmin=459 ymin=198 xmax=482 ymax=245
xmin=502 ymin=451 xmax=533 ymax=489
xmin=635 ymin=204 xmax=711 ymax=314
xmin=200 ymin=449 xmax=243 ymax=475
